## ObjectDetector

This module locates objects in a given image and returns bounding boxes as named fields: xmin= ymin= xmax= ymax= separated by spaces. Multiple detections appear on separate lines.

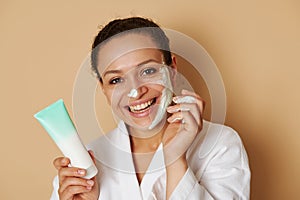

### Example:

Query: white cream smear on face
xmin=148 ymin=66 xmax=173 ymax=130
xmin=127 ymin=88 xmax=138 ymax=98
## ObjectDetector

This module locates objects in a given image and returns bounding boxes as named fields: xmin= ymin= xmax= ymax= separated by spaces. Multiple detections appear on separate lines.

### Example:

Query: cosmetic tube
xmin=34 ymin=99 xmax=98 ymax=179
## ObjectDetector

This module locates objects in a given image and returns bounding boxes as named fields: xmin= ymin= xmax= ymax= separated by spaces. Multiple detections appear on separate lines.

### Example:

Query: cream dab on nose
xmin=127 ymin=88 xmax=138 ymax=98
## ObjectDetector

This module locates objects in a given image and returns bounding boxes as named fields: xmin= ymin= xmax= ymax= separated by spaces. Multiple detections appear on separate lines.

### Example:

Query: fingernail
xmin=87 ymin=186 xmax=92 ymax=190
xmin=172 ymin=96 xmax=179 ymax=103
xmin=61 ymin=158 xmax=68 ymax=165
xmin=167 ymin=107 xmax=190 ymax=113
xmin=87 ymin=180 xmax=94 ymax=186
xmin=167 ymin=107 xmax=179 ymax=113
xmin=78 ymin=169 xmax=85 ymax=175
xmin=169 ymin=117 xmax=182 ymax=123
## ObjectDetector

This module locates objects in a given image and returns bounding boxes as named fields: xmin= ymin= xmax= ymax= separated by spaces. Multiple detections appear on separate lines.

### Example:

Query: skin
xmin=148 ymin=66 xmax=173 ymax=130
xmin=53 ymin=33 xmax=205 ymax=200
xmin=100 ymin=48 xmax=168 ymax=133
xmin=53 ymin=151 xmax=100 ymax=200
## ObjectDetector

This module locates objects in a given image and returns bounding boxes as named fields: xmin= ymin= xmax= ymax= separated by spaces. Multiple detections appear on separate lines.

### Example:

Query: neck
xmin=127 ymin=121 xmax=167 ymax=153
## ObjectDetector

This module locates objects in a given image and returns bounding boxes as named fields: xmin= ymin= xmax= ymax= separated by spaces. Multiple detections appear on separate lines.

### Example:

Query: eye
xmin=141 ymin=67 xmax=157 ymax=76
xmin=109 ymin=77 xmax=124 ymax=84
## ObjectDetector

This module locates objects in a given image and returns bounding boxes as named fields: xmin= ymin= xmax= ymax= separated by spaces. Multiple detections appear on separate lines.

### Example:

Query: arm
xmin=153 ymin=89 xmax=250 ymax=199
xmin=161 ymin=89 xmax=205 ymax=199
xmin=152 ymin=126 xmax=250 ymax=200
xmin=192 ymin=128 xmax=251 ymax=199
xmin=165 ymin=156 xmax=188 ymax=199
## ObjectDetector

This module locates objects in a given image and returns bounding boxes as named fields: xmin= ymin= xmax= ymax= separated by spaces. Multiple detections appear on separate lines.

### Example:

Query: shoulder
xmin=202 ymin=121 xmax=242 ymax=152
xmin=188 ymin=121 xmax=241 ymax=152
xmin=86 ymin=126 xmax=120 ymax=152
xmin=187 ymin=121 xmax=249 ymax=173
xmin=85 ymin=121 xmax=130 ymax=163
xmin=187 ymin=121 xmax=251 ymax=200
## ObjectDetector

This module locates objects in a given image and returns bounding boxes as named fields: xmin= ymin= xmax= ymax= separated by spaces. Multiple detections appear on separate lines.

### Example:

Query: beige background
xmin=1 ymin=0 xmax=299 ymax=199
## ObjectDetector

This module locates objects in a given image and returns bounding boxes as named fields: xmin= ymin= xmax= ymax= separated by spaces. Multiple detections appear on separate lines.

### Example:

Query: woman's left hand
xmin=163 ymin=89 xmax=205 ymax=164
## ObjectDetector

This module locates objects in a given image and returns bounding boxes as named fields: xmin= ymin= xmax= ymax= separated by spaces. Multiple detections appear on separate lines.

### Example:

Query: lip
xmin=128 ymin=97 xmax=156 ymax=107
xmin=125 ymin=97 xmax=158 ymax=118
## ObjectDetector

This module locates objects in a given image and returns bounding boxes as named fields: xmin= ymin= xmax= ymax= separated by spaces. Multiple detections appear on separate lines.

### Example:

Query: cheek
xmin=104 ymin=88 xmax=124 ymax=106
xmin=149 ymin=84 xmax=165 ymax=93
xmin=102 ymin=89 xmax=113 ymax=106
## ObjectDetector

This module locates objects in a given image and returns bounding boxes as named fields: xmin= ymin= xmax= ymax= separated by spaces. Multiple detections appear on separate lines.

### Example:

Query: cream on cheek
xmin=148 ymin=66 xmax=173 ymax=130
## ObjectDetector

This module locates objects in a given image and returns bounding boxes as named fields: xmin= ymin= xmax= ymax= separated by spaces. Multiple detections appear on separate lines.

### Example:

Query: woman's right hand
xmin=53 ymin=151 xmax=99 ymax=200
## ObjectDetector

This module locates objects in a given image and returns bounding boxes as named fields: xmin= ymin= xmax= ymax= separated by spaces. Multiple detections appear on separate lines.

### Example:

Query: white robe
xmin=50 ymin=120 xmax=251 ymax=199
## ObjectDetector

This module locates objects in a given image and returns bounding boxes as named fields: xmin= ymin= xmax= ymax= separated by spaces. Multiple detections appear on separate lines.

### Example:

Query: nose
xmin=126 ymin=75 xmax=148 ymax=99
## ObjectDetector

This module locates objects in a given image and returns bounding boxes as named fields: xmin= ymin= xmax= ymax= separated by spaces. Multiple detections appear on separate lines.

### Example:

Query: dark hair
xmin=91 ymin=17 xmax=172 ymax=82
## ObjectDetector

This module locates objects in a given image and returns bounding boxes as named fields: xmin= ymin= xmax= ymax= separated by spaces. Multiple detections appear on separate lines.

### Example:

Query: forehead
xmin=96 ymin=33 xmax=162 ymax=73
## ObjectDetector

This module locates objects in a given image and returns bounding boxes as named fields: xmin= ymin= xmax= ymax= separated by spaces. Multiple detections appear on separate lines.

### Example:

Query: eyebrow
xmin=102 ymin=59 xmax=162 ymax=78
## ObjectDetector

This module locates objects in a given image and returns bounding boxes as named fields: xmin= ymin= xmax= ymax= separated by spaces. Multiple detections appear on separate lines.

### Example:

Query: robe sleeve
xmin=151 ymin=126 xmax=251 ymax=200
xmin=50 ymin=175 xmax=59 ymax=200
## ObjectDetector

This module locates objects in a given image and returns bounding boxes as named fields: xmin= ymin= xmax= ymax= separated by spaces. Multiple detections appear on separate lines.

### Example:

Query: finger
xmin=59 ymin=185 xmax=93 ymax=200
xmin=58 ymin=167 xmax=86 ymax=185
xmin=53 ymin=157 xmax=70 ymax=170
xmin=167 ymin=104 xmax=190 ymax=113
xmin=167 ymin=111 xmax=198 ymax=132
xmin=179 ymin=89 xmax=205 ymax=107
xmin=173 ymin=95 xmax=197 ymax=104
xmin=173 ymin=95 xmax=205 ymax=115
xmin=59 ymin=177 xmax=94 ymax=194
xmin=167 ymin=110 xmax=192 ymax=124
xmin=59 ymin=167 xmax=86 ymax=179
xmin=181 ymin=89 xmax=201 ymax=98
xmin=167 ymin=103 xmax=201 ymax=125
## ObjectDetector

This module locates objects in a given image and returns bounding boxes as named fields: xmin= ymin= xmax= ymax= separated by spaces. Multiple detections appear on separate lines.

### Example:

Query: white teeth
xmin=129 ymin=99 xmax=154 ymax=112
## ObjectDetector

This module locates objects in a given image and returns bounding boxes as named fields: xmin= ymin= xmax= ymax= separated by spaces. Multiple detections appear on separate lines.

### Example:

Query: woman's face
xmin=97 ymin=33 xmax=175 ymax=130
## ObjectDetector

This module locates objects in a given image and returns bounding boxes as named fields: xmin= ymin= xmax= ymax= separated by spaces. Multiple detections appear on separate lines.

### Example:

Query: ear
xmin=169 ymin=54 xmax=178 ymax=85
xmin=171 ymin=54 xmax=177 ymax=69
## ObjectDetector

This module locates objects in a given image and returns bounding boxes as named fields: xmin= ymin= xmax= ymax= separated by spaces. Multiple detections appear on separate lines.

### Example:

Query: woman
xmin=51 ymin=17 xmax=250 ymax=200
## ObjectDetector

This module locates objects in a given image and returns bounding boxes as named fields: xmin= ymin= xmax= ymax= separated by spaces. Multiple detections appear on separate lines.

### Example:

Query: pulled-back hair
xmin=91 ymin=17 xmax=172 ymax=82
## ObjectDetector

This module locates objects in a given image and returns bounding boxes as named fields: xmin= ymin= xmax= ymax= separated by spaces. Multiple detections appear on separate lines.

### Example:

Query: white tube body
xmin=34 ymin=99 xmax=98 ymax=179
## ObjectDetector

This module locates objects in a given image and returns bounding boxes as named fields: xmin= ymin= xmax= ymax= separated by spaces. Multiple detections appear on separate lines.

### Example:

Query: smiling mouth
xmin=128 ymin=98 xmax=156 ymax=113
